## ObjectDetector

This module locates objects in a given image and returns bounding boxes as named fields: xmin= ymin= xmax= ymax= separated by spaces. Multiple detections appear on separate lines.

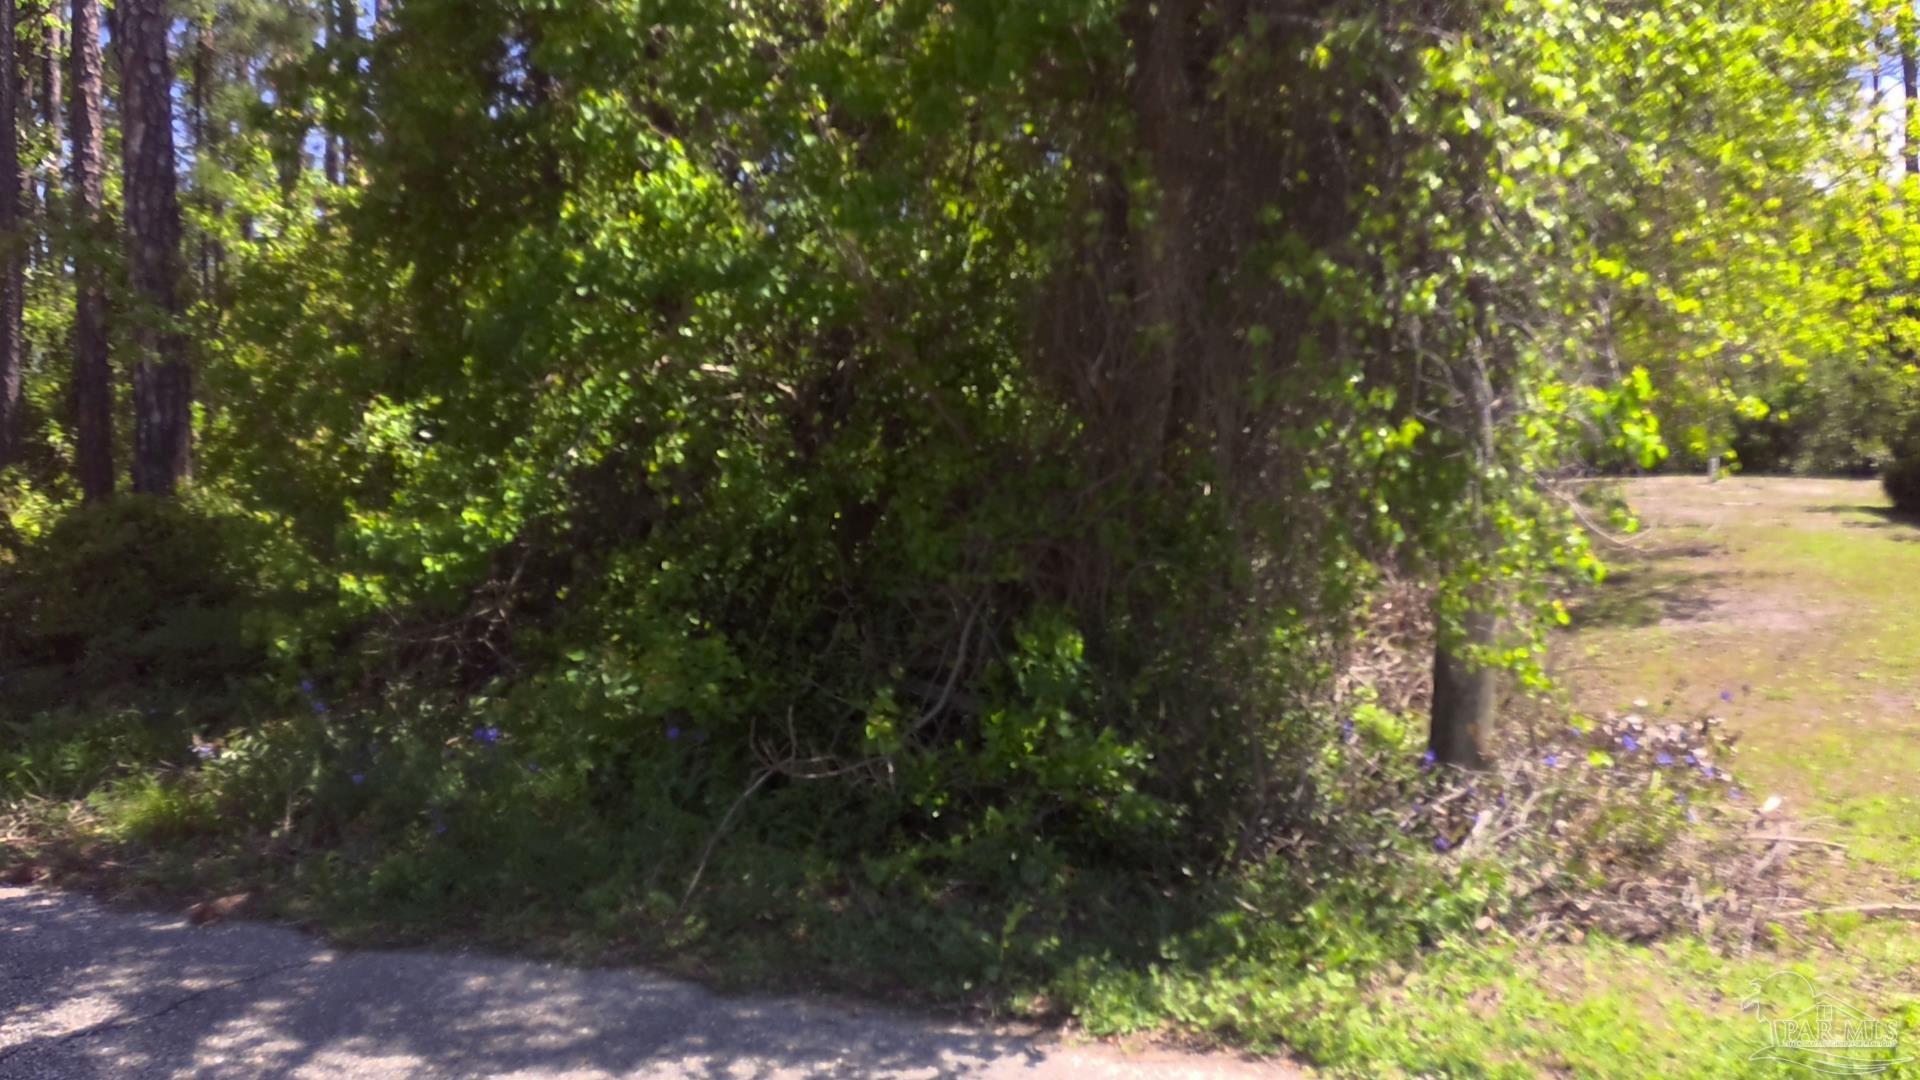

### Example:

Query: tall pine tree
xmin=0 ymin=0 xmax=22 ymax=469
xmin=69 ymin=0 xmax=109 ymax=499
xmin=121 ymin=0 xmax=190 ymax=495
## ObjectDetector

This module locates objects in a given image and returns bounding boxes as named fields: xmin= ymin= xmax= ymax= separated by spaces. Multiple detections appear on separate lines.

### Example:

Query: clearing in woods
xmin=1455 ymin=475 xmax=1920 ymax=1078
xmin=1559 ymin=477 xmax=1920 ymax=898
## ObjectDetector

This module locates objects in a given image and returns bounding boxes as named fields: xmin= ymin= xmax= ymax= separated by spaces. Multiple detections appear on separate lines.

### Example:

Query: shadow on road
xmin=0 ymin=886 xmax=1062 ymax=1079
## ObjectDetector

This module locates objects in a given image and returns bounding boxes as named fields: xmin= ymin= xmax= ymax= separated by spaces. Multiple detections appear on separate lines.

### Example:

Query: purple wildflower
xmin=667 ymin=726 xmax=683 ymax=741
xmin=1433 ymin=835 xmax=1451 ymax=852
xmin=1340 ymin=718 xmax=1357 ymax=743
xmin=1543 ymin=752 xmax=1560 ymax=768
xmin=350 ymin=773 xmax=365 ymax=786
xmin=1728 ymin=788 xmax=1742 ymax=800
xmin=473 ymin=726 xmax=501 ymax=745
xmin=1719 ymin=689 xmax=1734 ymax=703
xmin=1420 ymin=749 xmax=1436 ymax=770
xmin=1685 ymin=751 xmax=1699 ymax=766
xmin=1620 ymin=733 xmax=1640 ymax=752
xmin=1655 ymin=751 xmax=1674 ymax=766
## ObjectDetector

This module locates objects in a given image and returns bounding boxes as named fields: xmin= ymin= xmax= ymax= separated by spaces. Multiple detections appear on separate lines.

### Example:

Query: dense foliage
xmin=2 ymin=0 xmax=1918 ymax=1033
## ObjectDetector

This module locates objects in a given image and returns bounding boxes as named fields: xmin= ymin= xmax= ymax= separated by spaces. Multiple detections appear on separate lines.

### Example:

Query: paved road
xmin=0 ymin=886 xmax=1301 ymax=1079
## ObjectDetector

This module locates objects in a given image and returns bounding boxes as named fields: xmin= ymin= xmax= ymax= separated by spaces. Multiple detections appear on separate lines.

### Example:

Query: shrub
xmin=0 ymin=498 xmax=280 ymax=713
xmin=1884 ymin=451 xmax=1920 ymax=516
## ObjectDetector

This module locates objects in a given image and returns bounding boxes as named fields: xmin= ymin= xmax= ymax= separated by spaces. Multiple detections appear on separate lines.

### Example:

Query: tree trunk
xmin=1874 ymin=67 xmax=1884 ymax=164
xmin=0 ymin=0 xmax=23 ymax=469
xmin=1429 ymin=349 xmax=1500 ymax=769
xmin=190 ymin=17 xmax=213 ymax=295
xmin=1430 ymin=608 xmax=1497 ymax=769
xmin=319 ymin=12 xmax=339 ymax=185
xmin=39 ymin=4 xmax=58 ymax=128
xmin=333 ymin=0 xmax=358 ymax=178
xmin=120 ymin=0 xmax=190 ymax=495
xmin=29 ymin=0 xmax=58 ymax=271
xmin=1903 ymin=38 xmax=1917 ymax=176
xmin=69 ymin=0 xmax=109 ymax=499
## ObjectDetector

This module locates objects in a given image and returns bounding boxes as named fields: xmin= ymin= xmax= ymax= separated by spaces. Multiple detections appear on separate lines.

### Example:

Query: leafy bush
xmin=1885 ymin=448 xmax=1920 ymax=517
xmin=1879 ymin=403 xmax=1920 ymax=515
xmin=0 ymin=498 xmax=298 ymax=715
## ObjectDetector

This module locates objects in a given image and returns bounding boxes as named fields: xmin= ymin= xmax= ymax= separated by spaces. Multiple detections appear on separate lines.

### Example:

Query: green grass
xmin=1509 ymin=478 xmax=1920 ymax=1076
xmin=1065 ymin=926 xmax=1920 ymax=1078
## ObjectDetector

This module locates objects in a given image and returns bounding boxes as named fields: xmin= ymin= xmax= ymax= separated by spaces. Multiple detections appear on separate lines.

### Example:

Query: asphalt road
xmin=0 ymin=886 xmax=1301 ymax=1079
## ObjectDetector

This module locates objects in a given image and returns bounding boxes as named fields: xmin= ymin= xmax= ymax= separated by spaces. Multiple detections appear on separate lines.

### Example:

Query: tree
xmin=68 ymin=0 xmax=108 ymax=499
xmin=0 ymin=0 xmax=22 ymax=470
xmin=38 ymin=3 xmax=59 ymax=129
xmin=1904 ymin=26 xmax=1917 ymax=176
xmin=328 ymin=0 xmax=356 ymax=180
xmin=121 ymin=0 xmax=190 ymax=495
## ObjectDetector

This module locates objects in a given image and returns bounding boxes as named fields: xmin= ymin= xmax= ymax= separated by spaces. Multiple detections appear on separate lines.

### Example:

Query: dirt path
xmin=0 ymin=885 xmax=1300 ymax=1080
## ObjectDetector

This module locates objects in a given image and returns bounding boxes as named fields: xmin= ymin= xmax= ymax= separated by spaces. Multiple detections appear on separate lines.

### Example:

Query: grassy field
xmin=1354 ymin=477 xmax=1920 ymax=1077
xmin=1561 ymin=478 xmax=1920 ymax=895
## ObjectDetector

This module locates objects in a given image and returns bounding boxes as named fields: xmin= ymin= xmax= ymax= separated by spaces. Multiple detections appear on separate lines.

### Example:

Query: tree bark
xmin=69 ymin=0 xmax=109 ymax=499
xmin=1429 ymin=349 xmax=1500 ymax=770
xmin=1430 ymin=608 xmax=1497 ymax=769
xmin=120 ymin=0 xmax=190 ymax=495
xmin=0 ymin=0 xmax=23 ymax=469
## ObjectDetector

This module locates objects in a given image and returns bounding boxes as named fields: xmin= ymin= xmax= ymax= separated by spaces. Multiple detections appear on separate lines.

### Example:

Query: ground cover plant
xmin=5 ymin=1 xmax=1920 ymax=1076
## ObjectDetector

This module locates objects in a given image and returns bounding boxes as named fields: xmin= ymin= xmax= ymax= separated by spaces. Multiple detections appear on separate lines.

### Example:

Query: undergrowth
xmin=1 ymin=639 xmax=1787 ymax=1078
xmin=0 ymin=492 xmax=1847 ymax=1078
